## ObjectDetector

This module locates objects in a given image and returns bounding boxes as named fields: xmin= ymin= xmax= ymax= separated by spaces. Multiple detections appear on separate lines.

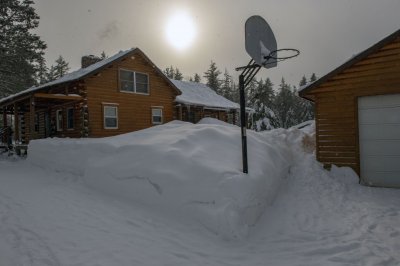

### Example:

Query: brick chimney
xmin=81 ymin=55 xmax=102 ymax=68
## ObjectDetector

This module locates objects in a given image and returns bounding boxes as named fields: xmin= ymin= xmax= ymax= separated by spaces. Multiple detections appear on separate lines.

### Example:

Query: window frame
xmin=56 ymin=109 xmax=63 ymax=132
xmin=103 ymin=105 xmax=118 ymax=129
xmin=151 ymin=107 xmax=163 ymax=125
xmin=66 ymin=107 xmax=74 ymax=130
xmin=119 ymin=68 xmax=149 ymax=95
xmin=34 ymin=112 xmax=40 ymax=132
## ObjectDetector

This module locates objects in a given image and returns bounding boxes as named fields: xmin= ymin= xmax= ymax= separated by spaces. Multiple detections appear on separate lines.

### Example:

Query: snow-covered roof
xmin=299 ymin=28 xmax=400 ymax=100
xmin=171 ymin=79 xmax=239 ymax=110
xmin=0 ymin=48 xmax=137 ymax=105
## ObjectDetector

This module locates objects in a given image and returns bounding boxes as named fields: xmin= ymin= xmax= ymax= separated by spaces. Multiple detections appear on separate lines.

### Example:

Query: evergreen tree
xmin=274 ymin=78 xmax=298 ymax=128
xmin=0 ymin=0 xmax=47 ymax=98
xmin=163 ymin=65 xmax=175 ymax=79
xmin=250 ymin=78 xmax=278 ymax=131
xmin=36 ymin=57 xmax=48 ymax=85
xmin=203 ymin=61 xmax=221 ymax=93
xmin=227 ymin=82 xmax=239 ymax=103
xmin=46 ymin=65 xmax=56 ymax=82
xmin=100 ymin=51 xmax=108 ymax=59
xmin=299 ymin=75 xmax=307 ymax=87
xmin=193 ymin=73 xmax=201 ymax=83
xmin=174 ymin=67 xmax=183 ymax=80
xmin=310 ymin=73 xmax=317 ymax=83
xmin=297 ymin=75 xmax=315 ymax=122
xmin=53 ymin=55 xmax=69 ymax=78
xmin=47 ymin=55 xmax=69 ymax=81
xmin=220 ymin=69 xmax=232 ymax=99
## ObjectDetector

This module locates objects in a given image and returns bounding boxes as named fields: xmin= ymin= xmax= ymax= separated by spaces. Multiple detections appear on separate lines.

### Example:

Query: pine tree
xmin=46 ymin=65 xmax=56 ymax=82
xmin=0 ymin=0 xmax=47 ymax=97
xmin=310 ymin=73 xmax=317 ymax=83
xmin=193 ymin=73 xmax=201 ymax=83
xmin=163 ymin=65 xmax=175 ymax=79
xmin=297 ymin=75 xmax=315 ymax=122
xmin=220 ymin=69 xmax=232 ymax=99
xmin=251 ymin=78 xmax=278 ymax=131
xmin=47 ymin=55 xmax=69 ymax=81
xmin=36 ymin=57 xmax=48 ymax=85
xmin=299 ymin=75 xmax=307 ymax=87
xmin=100 ymin=51 xmax=108 ymax=59
xmin=203 ymin=61 xmax=221 ymax=93
xmin=274 ymin=78 xmax=297 ymax=128
xmin=174 ymin=67 xmax=183 ymax=80
xmin=54 ymin=55 xmax=69 ymax=78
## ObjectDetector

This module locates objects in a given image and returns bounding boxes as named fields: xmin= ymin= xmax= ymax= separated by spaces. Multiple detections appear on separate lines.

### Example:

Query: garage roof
xmin=299 ymin=29 xmax=400 ymax=101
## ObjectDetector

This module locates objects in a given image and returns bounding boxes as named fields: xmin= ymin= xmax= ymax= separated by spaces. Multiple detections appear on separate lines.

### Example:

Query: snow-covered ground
xmin=0 ymin=119 xmax=399 ymax=266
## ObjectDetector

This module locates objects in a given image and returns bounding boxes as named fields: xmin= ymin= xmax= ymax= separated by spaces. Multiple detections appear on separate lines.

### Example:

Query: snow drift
xmin=27 ymin=119 xmax=309 ymax=239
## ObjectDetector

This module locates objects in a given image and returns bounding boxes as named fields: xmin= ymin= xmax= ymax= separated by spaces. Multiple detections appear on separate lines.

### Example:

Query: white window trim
xmin=103 ymin=105 xmax=118 ymax=129
xmin=119 ymin=68 xmax=150 ymax=95
xmin=66 ymin=107 xmax=74 ymax=130
xmin=56 ymin=109 xmax=63 ymax=132
xmin=152 ymin=108 xmax=163 ymax=125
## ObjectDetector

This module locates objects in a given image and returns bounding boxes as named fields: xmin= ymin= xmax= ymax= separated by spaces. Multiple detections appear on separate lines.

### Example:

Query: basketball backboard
xmin=245 ymin=16 xmax=277 ymax=68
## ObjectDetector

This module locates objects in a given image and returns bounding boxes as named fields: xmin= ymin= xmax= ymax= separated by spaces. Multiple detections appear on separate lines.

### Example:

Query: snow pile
xmin=3 ymin=120 xmax=400 ymax=265
xmin=27 ymin=119 xmax=307 ymax=239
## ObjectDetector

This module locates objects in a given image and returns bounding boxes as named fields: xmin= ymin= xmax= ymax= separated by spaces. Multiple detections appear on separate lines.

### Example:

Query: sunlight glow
xmin=165 ymin=10 xmax=196 ymax=51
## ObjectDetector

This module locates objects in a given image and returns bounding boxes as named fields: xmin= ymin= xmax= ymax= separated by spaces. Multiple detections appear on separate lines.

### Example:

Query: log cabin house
xmin=299 ymin=29 xmax=400 ymax=188
xmin=0 ymin=48 xmax=242 ymax=150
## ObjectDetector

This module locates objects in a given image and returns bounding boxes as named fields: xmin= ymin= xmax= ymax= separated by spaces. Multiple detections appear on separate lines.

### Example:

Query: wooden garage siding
xmin=309 ymin=37 xmax=400 ymax=174
xmin=85 ymin=52 xmax=178 ymax=137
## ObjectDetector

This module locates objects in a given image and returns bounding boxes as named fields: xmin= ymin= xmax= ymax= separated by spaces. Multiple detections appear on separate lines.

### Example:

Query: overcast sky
xmin=34 ymin=0 xmax=400 ymax=88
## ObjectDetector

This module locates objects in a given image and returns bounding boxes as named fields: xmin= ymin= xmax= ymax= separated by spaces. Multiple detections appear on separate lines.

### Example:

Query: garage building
xmin=299 ymin=29 xmax=400 ymax=188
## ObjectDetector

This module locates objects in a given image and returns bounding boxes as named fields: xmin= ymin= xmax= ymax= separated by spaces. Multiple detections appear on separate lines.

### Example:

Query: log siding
xmin=300 ymin=32 xmax=400 ymax=176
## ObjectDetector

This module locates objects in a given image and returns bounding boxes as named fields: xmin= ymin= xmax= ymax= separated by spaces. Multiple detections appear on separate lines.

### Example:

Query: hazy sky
xmin=34 ymin=0 xmax=400 ymax=87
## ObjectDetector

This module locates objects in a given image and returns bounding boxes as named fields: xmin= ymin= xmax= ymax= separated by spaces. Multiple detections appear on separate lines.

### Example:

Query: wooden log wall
xmin=85 ymin=52 xmax=179 ymax=137
xmin=308 ymin=37 xmax=400 ymax=174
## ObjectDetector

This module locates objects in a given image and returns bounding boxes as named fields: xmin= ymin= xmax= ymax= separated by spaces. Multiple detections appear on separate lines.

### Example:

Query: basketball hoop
xmin=237 ymin=15 xmax=300 ymax=174
xmin=264 ymin=48 xmax=300 ymax=61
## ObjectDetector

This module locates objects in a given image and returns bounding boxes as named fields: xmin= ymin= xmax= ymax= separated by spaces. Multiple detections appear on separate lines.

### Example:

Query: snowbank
xmin=27 ymin=119 xmax=309 ymax=239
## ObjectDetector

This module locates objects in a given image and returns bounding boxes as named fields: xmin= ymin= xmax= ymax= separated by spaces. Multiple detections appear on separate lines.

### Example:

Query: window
xmin=104 ymin=106 xmax=118 ymax=129
xmin=152 ymin=108 xmax=163 ymax=124
xmin=67 ymin=107 xmax=74 ymax=129
xmin=135 ymin=73 xmax=149 ymax=94
xmin=34 ymin=113 xmax=39 ymax=132
xmin=119 ymin=69 xmax=134 ymax=92
xmin=56 ymin=109 xmax=63 ymax=131
xmin=119 ymin=69 xmax=149 ymax=94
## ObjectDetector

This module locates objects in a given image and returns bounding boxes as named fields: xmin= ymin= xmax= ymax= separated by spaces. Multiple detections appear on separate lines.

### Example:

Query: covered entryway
xmin=358 ymin=94 xmax=400 ymax=187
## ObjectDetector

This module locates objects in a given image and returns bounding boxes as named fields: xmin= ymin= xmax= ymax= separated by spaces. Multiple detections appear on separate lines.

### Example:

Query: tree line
xmin=164 ymin=61 xmax=316 ymax=130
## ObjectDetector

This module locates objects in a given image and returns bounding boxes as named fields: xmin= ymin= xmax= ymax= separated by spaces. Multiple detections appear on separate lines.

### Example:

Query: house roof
xmin=0 ymin=48 xmax=181 ymax=106
xmin=171 ymin=79 xmax=240 ymax=110
xmin=299 ymin=28 xmax=400 ymax=100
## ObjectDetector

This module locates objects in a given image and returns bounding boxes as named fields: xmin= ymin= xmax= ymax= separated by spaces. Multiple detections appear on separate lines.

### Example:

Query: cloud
xmin=98 ymin=21 xmax=119 ymax=40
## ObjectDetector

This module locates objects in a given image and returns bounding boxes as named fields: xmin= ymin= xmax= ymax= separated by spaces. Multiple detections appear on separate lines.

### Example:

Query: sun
xmin=165 ymin=10 xmax=196 ymax=51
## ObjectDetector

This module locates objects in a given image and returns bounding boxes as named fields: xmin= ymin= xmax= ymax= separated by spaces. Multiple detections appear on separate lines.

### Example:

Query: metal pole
xmin=239 ymin=74 xmax=248 ymax=174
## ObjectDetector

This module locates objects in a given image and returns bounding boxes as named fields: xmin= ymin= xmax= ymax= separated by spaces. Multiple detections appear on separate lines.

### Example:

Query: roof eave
xmin=299 ymin=28 xmax=400 ymax=98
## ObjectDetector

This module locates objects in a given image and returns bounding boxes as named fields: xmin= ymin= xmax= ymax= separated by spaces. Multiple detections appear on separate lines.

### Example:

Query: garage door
xmin=358 ymin=94 xmax=400 ymax=187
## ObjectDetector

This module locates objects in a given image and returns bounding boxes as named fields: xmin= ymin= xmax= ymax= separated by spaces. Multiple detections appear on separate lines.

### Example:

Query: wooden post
xmin=179 ymin=105 xmax=183 ymax=121
xmin=2 ymin=107 xmax=7 ymax=127
xmin=14 ymin=103 xmax=19 ymax=144
xmin=29 ymin=96 xmax=35 ymax=141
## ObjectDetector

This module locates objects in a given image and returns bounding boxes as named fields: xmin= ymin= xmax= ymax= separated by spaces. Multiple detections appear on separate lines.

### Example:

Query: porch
xmin=0 ymin=92 xmax=83 ymax=149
